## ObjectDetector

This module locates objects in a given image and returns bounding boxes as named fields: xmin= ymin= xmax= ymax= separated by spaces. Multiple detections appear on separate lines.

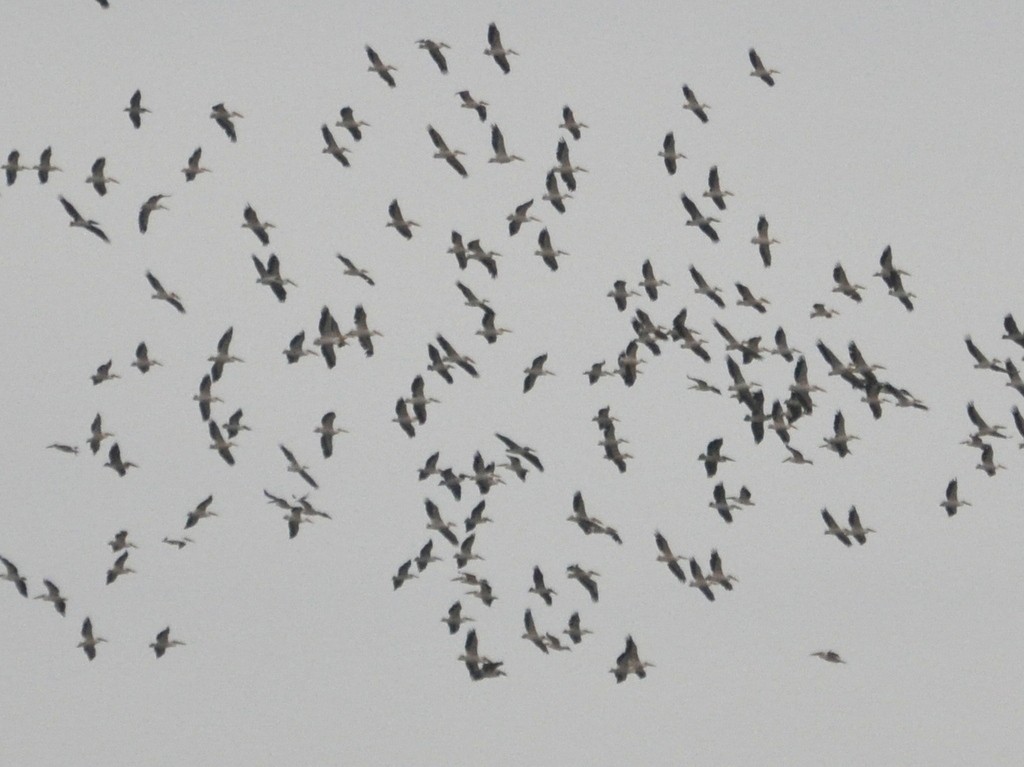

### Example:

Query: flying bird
xmin=427 ymin=125 xmax=468 ymax=177
xmin=424 ymin=500 xmax=459 ymax=546
xmin=523 ymin=353 xmax=554 ymax=393
xmin=193 ymin=374 xmax=221 ymax=421
xmin=654 ymin=532 xmax=687 ymax=582
xmin=681 ymin=84 xmax=709 ymax=123
xmin=457 ymin=90 xmax=488 ymax=122
xmin=0 ymin=555 xmax=28 ymax=598
xmin=208 ymin=326 xmax=243 ymax=382
xmin=242 ymin=204 xmax=274 ymax=245
xmin=150 ymin=627 xmax=186 ymax=658
xmin=567 ymin=564 xmax=600 ymax=602
xmin=529 ymin=566 xmax=556 ymax=606
xmin=124 ymin=89 xmax=149 ymax=128
xmin=940 ymin=479 xmax=971 ymax=516
xmin=138 ymin=194 xmax=170 ymax=233
xmin=336 ymin=106 xmax=369 ymax=140
xmin=105 ymin=551 xmax=135 ymax=584
xmin=185 ymin=495 xmax=217 ymax=529
xmin=365 ymin=45 xmax=397 ymax=87
xmin=85 ymin=157 xmax=118 ymax=196
xmin=811 ymin=650 xmax=846 ymax=664
xmin=688 ymin=559 xmax=716 ymax=601
xmin=484 ymin=22 xmax=517 ymax=74
xmin=821 ymin=509 xmax=852 ymax=547
xmin=3 ymin=150 xmax=30 ymax=185
xmin=210 ymin=103 xmax=243 ymax=142
xmin=752 ymin=215 xmax=778 ymax=266
xmin=417 ymin=39 xmax=450 ymax=73
xmin=386 ymin=199 xmax=419 ymax=239
xmin=320 ymin=124 xmax=351 ymax=166
xmin=33 ymin=146 xmax=61 ymax=183
xmin=393 ymin=398 xmax=416 ymax=438
xmin=280 ymin=444 xmax=318 ymax=489
xmin=681 ymin=194 xmax=719 ymax=242
xmin=748 ymin=48 xmax=779 ymax=86
xmin=145 ymin=271 xmax=185 ymax=313
xmin=78 ymin=617 xmax=106 ymax=660
xmin=658 ymin=132 xmax=685 ymax=174
xmin=181 ymin=147 xmax=210 ymax=181
xmin=703 ymin=166 xmax=732 ymax=210
xmin=489 ymin=124 xmax=523 ymax=163
xmin=315 ymin=412 xmax=347 ymax=458
xmin=131 ymin=341 xmax=161 ymax=374
xmin=35 ymin=579 xmax=68 ymax=616
xmin=507 ymin=199 xmax=540 ymax=236
xmin=207 ymin=421 xmax=236 ymax=466
xmin=560 ymin=106 xmax=587 ymax=140
xmin=91 ymin=360 xmax=119 ymax=385
xmin=59 ymin=196 xmax=109 ymax=242
xmin=611 ymin=635 xmax=653 ymax=682
xmin=336 ymin=254 xmax=375 ymax=285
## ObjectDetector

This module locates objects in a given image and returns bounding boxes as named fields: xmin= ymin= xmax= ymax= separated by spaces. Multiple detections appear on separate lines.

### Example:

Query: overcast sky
xmin=2 ymin=2 xmax=1024 ymax=765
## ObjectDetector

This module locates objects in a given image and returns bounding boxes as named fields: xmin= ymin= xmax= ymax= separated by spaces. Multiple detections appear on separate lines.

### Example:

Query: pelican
xmin=436 ymin=334 xmax=478 ymax=377
xmin=208 ymin=327 xmax=243 ymax=382
xmin=593 ymin=406 xmax=618 ymax=432
xmin=680 ymin=194 xmax=719 ymax=242
xmin=454 ymin=533 xmax=483 ymax=569
xmin=658 ymin=131 xmax=685 ymax=175
xmin=518 ymin=609 xmax=549 ymax=654
xmin=709 ymin=482 xmax=739 ymax=523
xmin=181 ymin=147 xmax=209 ymax=181
xmin=47 ymin=443 xmax=79 ymax=455
xmin=193 ymin=374 xmax=220 ymax=421
xmin=821 ymin=508 xmax=852 ymax=547
xmin=585 ymin=361 xmax=616 ymax=385
xmin=489 ymin=124 xmax=523 ymax=163
xmin=553 ymin=138 xmax=587 ymax=191
xmin=466 ymin=659 xmax=506 ymax=680
xmin=416 ymin=38 xmax=450 ymax=73
xmin=185 ymin=495 xmax=217 ymax=529
xmin=499 ymin=455 xmax=530 ymax=482
xmin=783 ymin=445 xmax=814 ymax=465
xmin=848 ymin=341 xmax=885 ymax=376
xmin=635 ymin=260 xmax=667 ymax=301
xmin=124 ymin=89 xmax=149 ymax=128
xmin=427 ymin=125 xmax=467 ymax=177
xmin=392 ymin=399 xmax=416 ymax=438
xmin=611 ymin=635 xmax=653 ymax=682
xmin=654 ymin=531 xmax=687 ymax=582
xmin=88 ymin=413 xmax=114 ymax=455
xmin=681 ymin=84 xmax=709 ymax=122
xmin=846 ymin=507 xmax=875 ymax=545
xmin=131 ymin=341 xmax=161 ymax=373
xmin=523 ymin=353 xmax=554 ymax=393
xmin=0 ymin=555 xmax=28 ymax=597
xmin=708 ymin=550 xmax=738 ymax=590
xmin=940 ymin=478 xmax=970 ymax=516
xmin=607 ymin=280 xmax=639 ymax=312
xmin=976 ymin=443 xmax=1006 ymax=476
xmin=466 ymin=578 xmax=497 ymax=606
xmin=1006 ymin=359 xmax=1024 ymax=397
xmin=138 ymin=193 xmax=170 ymax=233
xmin=456 ymin=281 xmax=490 ymax=311
xmin=211 ymin=103 xmax=242 ymax=141
xmin=477 ymin=306 xmax=512 ymax=343
xmin=1013 ymin=406 xmax=1024 ymax=448
xmin=207 ymin=421 xmax=236 ymax=466
xmin=406 ymin=375 xmax=439 ymax=424
xmin=876 ymin=245 xmax=914 ymax=311
xmin=730 ymin=486 xmax=755 ymax=506
xmin=564 ymin=612 xmax=593 ymax=645
xmin=495 ymin=433 xmax=543 ymax=471
xmin=683 ymin=559 xmax=715 ymax=601
xmin=91 ymin=360 xmax=119 ymax=385
xmin=541 ymin=170 xmax=572 ymax=215
xmin=33 ymin=146 xmax=61 ymax=183
xmin=752 ymin=215 xmax=779 ymax=266
xmin=811 ymin=650 xmax=845 ymax=664
xmin=85 ymin=157 xmax=118 ymax=196
xmin=347 ymin=304 xmax=382 ymax=357
xmin=108 ymin=530 xmax=137 ymax=552
xmin=242 ymin=204 xmax=273 ymax=245
xmin=507 ymin=199 xmax=540 ymax=236
xmin=689 ymin=265 xmax=726 ymax=308
xmin=78 ymin=617 xmax=106 ymax=660
xmin=254 ymin=253 xmax=295 ymax=302
xmin=464 ymin=500 xmax=491 ymax=532
xmin=964 ymin=337 xmax=1005 ymax=373
xmin=420 ymin=499 xmax=457 ymax=546
xmin=767 ymin=328 xmax=799 ymax=364
xmin=413 ymin=539 xmax=443 ymax=573
xmin=559 ymin=106 xmax=588 ymax=140
xmin=461 ymin=454 xmax=502 ymax=495
xmin=535 ymin=227 xmax=568 ymax=271
xmin=281 ymin=506 xmax=310 ymax=540
xmin=3 ymin=150 xmax=30 ymax=185
xmin=334 ymin=107 xmax=369 ymax=142
xmin=466 ymin=239 xmax=501 ymax=278
xmin=162 ymin=536 xmax=194 ymax=549
xmin=735 ymin=282 xmax=770 ymax=313
xmin=810 ymin=303 xmax=839 ymax=319
xmin=106 ymin=551 xmax=135 ymax=584
xmin=687 ymin=376 xmax=721 ymax=395
xmin=967 ymin=402 xmax=1007 ymax=439
xmin=700 ymin=165 xmax=733 ymax=211
xmin=748 ymin=48 xmax=779 ymax=86
xmin=427 ymin=344 xmax=455 ymax=384
xmin=315 ymin=412 xmax=347 ymax=458
xmin=386 ymin=199 xmax=419 ymax=239
xmin=699 ymin=437 xmax=732 ymax=478
xmin=456 ymin=90 xmax=488 ymax=121
xmin=314 ymin=306 xmax=347 ymax=369
xmin=821 ymin=411 xmax=858 ymax=457
xmin=150 ymin=627 xmax=186 ymax=658
xmin=280 ymin=444 xmax=318 ymax=489
xmin=442 ymin=601 xmax=472 ymax=634
xmin=365 ymin=45 xmax=397 ymax=87
xmin=35 ymin=579 xmax=67 ymax=615
xmin=484 ymin=22 xmax=517 ymax=74
xmin=320 ymin=124 xmax=351 ymax=167
xmin=59 ymin=196 xmax=109 ymax=241
xmin=832 ymin=264 xmax=865 ymax=302
xmin=566 ymin=564 xmax=599 ymax=602
xmin=145 ymin=271 xmax=185 ymax=313
xmin=529 ymin=565 xmax=556 ymax=606
xmin=336 ymin=254 xmax=374 ymax=286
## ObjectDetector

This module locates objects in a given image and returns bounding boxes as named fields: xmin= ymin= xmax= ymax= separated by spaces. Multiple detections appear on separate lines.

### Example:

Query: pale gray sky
xmin=2 ymin=2 xmax=1023 ymax=765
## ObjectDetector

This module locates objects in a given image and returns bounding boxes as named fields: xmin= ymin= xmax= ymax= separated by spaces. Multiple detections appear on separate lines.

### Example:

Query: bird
xmin=242 ymin=204 xmax=274 ymax=245
xmin=489 ymin=124 xmax=523 ymax=163
xmin=484 ymin=22 xmax=517 ymax=73
xmin=106 ymin=551 xmax=135 ymax=584
xmin=681 ymin=194 xmax=719 ymax=242
xmin=967 ymin=402 xmax=1007 ymax=439
xmin=130 ymin=341 xmax=161 ymax=374
xmin=542 ymin=170 xmax=572 ymax=215
xmin=709 ymin=482 xmax=739 ymax=523
xmin=688 ymin=559 xmax=716 ymax=601
xmin=208 ymin=326 xmax=243 ymax=382
xmin=940 ymin=479 xmax=971 ymax=516
xmin=708 ymin=550 xmax=738 ymax=590
xmin=465 ymin=578 xmax=497 ymax=607
xmin=33 ymin=146 xmax=61 ymax=183
xmin=336 ymin=254 xmax=374 ymax=285
xmin=964 ymin=337 xmax=1005 ymax=373
xmin=608 ymin=280 xmax=640 ymax=312
xmin=735 ymin=282 xmax=770 ymax=313
xmin=185 ymin=495 xmax=217 ymax=529
xmin=414 ymin=539 xmax=443 ymax=572
xmin=181 ymin=147 xmax=210 ymax=181
xmin=150 ymin=627 xmax=186 ymax=658
xmin=783 ymin=445 xmax=814 ymax=465
xmin=976 ymin=443 xmax=1006 ymax=476
xmin=638 ymin=260 xmax=668 ymax=300
xmin=507 ymin=199 xmax=540 ymax=236
xmin=703 ymin=166 xmax=733 ymax=210
xmin=320 ymin=124 xmax=351 ymax=167
xmin=386 ymin=199 xmax=419 ymax=239
xmin=689 ymin=265 xmax=726 ymax=308
xmin=35 ymin=579 xmax=67 ymax=615
xmin=681 ymin=84 xmax=710 ymax=122
xmin=752 ymin=216 xmax=778 ymax=266
xmin=699 ymin=438 xmax=733 ymax=478
xmin=85 ymin=157 xmax=118 ymax=196
xmin=0 ymin=555 xmax=28 ymax=597
xmin=566 ymin=564 xmax=599 ymax=602
xmin=427 ymin=125 xmax=467 ymax=177
xmin=560 ymin=106 xmax=587 ymax=140
xmin=464 ymin=500 xmax=491 ymax=533
xmin=124 ymin=89 xmax=149 ymax=128
xmin=811 ymin=650 xmax=846 ymax=664
xmin=436 ymin=335 xmax=479 ymax=377
xmin=832 ymin=264 xmax=865 ymax=302
xmin=456 ymin=90 xmax=488 ymax=121
xmin=336 ymin=106 xmax=369 ymax=141
xmin=280 ymin=444 xmax=318 ymax=489
xmin=564 ymin=612 xmax=593 ymax=645
xmin=47 ymin=443 xmax=79 ymax=455
xmin=145 ymin=271 xmax=185 ymax=313
xmin=3 ymin=150 xmax=30 ymax=185
xmin=251 ymin=254 xmax=294 ymax=302
xmin=417 ymin=39 xmax=450 ymax=73
xmin=456 ymin=281 xmax=490 ymax=311
xmin=108 ymin=530 xmax=138 ymax=552
xmin=687 ymin=376 xmax=721 ymax=395
xmin=78 ymin=617 xmax=106 ymax=660
xmin=495 ymin=433 xmax=543 ymax=471
xmin=477 ymin=306 xmax=512 ymax=342
xmin=553 ymin=138 xmax=587 ymax=191
xmin=438 ymin=469 xmax=462 ymax=500
xmin=104 ymin=443 xmax=137 ymax=476
xmin=748 ymin=48 xmax=779 ymax=86
xmin=393 ymin=398 xmax=417 ymax=438
xmin=88 ymin=413 xmax=114 ymax=455
xmin=442 ymin=601 xmax=472 ymax=635
xmin=654 ymin=532 xmax=687 ymax=582
xmin=875 ymin=246 xmax=914 ymax=311
xmin=348 ymin=304 xmax=382 ymax=357
xmin=162 ymin=537 xmax=194 ymax=549
xmin=522 ymin=608 xmax=549 ymax=653
xmin=365 ymin=45 xmax=397 ymax=87
xmin=59 ymin=196 xmax=109 ymax=241
xmin=390 ymin=560 xmax=417 ymax=590
xmin=611 ymin=635 xmax=653 ymax=682
xmin=846 ymin=506 xmax=875 ymax=545
xmin=90 ymin=360 xmax=119 ymax=386
xmin=424 ymin=499 xmax=459 ymax=546
xmin=138 ymin=193 xmax=170 ymax=234
xmin=450 ymin=231 xmax=469 ymax=270
xmin=313 ymin=306 xmax=347 ymax=369
xmin=529 ymin=566 xmax=556 ymax=606
xmin=193 ymin=374 xmax=221 ymax=421
xmin=658 ymin=131 xmax=685 ymax=175
xmin=406 ymin=375 xmax=439 ymax=424
xmin=523 ymin=353 xmax=554 ymax=393
xmin=821 ymin=411 xmax=858 ymax=457
xmin=821 ymin=509 xmax=852 ymax=547
xmin=810 ymin=303 xmax=840 ymax=319
xmin=207 ymin=421 xmax=236 ymax=466
xmin=454 ymin=533 xmax=483 ymax=569
xmin=315 ymin=412 xmax=347 ymax=459
xmin=210 ymin=103 xmax=242 ymax=141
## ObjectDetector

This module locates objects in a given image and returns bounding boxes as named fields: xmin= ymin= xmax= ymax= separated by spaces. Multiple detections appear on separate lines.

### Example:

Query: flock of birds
xmin=2 ymin=14 xmax=1016 ymax=683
